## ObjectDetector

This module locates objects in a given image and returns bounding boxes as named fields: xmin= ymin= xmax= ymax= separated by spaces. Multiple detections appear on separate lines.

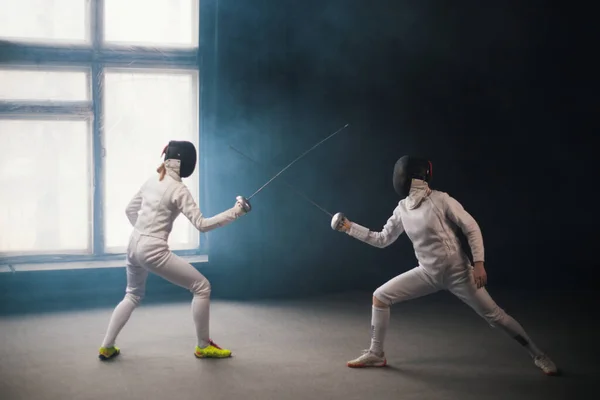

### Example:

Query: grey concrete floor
xmin=0 ymin=290 xmax=595 ymax=400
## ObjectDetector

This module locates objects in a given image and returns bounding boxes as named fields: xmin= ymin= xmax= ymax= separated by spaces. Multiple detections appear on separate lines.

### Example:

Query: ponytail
xmin=157 ymin=162 xmax=166 ymax=181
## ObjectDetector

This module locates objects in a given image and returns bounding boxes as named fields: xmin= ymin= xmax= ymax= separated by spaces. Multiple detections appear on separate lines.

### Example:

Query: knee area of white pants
xmin=125 ymin=292 xmax=143 ymax=307
xmin=372 ymin=291 xmax=390 ymax=308
xmin=483 ymin=306 xmax=506 ymax=327
xmin=191 ymin=278 xmax=211 ymax=298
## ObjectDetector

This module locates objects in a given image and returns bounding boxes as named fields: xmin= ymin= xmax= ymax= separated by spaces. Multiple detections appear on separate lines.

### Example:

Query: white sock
xmin=101 ymin=297 xmax=137 ymax=348
xmin=498 ymin=314 xmax=543 ymax=357
xmin=192 ymin=295 xmax=210 ymax=348
xmin=369 ymin=306 xmax=390 ymax=356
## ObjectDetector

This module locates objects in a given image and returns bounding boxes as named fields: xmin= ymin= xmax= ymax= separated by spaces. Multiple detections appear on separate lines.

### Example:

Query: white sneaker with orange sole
xmin=534 ymin=354 xmax=559 ymax=376
xmin=347 ymin=350 xmax=387 ymax=368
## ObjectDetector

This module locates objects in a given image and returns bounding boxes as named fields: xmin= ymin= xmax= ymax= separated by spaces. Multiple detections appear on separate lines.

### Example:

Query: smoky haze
xmin=197 ymin=0 xmax=593 ymax=299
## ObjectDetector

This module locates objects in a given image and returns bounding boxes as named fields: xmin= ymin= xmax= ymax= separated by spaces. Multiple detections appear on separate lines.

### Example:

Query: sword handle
xmin=236 ymin=196 xmax=252 ymax=213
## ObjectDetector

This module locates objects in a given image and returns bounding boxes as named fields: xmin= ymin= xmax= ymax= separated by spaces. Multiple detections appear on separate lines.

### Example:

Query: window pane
xmin=0 ymin=0 xmax=88 ymax=43
xmin=0 ymin=69 xmax=89 ymax=101
xmin=0 ymin=120 xmax=91 ymax=254
xmin=104 ymin=0 xmax=198 ymax=47
xmin=103 ymin=70 xmax=199 ymax=252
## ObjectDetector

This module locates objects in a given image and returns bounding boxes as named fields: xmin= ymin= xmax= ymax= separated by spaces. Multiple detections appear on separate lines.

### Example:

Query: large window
xmin=0 ymin=0 xmax=201 ymax=261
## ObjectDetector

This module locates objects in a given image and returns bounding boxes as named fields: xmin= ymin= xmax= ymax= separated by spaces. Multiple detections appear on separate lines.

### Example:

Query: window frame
xmin=0 ymin=0 xmax=207 ymax=265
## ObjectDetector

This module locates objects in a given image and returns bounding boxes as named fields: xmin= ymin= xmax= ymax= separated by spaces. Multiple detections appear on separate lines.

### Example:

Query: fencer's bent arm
xmin=444 ymin=195 xmax=485 ymax=262
xmin=172 ymin=185 xmax=240 ymax=232
xmin=347 ymin=208 xmax=404 ymax=248
xmin=125 ymin=190 xmax=143 ymax=227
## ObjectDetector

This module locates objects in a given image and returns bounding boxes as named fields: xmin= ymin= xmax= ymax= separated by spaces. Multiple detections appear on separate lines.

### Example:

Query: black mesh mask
xmin=392 ymin=155 xmax=432 ymax=198
xmin=163 ymin=140 xmax=197 ymax=178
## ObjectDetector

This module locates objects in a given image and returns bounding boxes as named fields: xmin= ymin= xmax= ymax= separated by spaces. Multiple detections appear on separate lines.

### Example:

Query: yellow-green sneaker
xmin=194 ymin=340 xmax=232 ymax=359
xmin=98 ymin=346 xmax=120 ymax=361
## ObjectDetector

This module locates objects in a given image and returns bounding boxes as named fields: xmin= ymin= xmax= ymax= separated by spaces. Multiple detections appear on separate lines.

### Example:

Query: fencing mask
xmin=163 ymin=140 xmax=197 ymax=178
xmin=392 ymin=155 xmax=432 ymax=198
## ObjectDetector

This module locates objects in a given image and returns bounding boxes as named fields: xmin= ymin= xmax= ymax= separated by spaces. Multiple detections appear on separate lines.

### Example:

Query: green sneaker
xmin=194 ymin=340 xmax=232 ymax=359
xmin=98 ymin=346 xmax=120 ymax=361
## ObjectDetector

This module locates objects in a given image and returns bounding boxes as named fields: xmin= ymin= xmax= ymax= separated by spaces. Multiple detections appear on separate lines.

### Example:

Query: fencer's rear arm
xmin=444 ymin=195 xmax=485 ymax=262
xmin=173 ymin=185 xmax=241 ymax=232
xmin=125 ymin=190 xmax=143 ymax=227
xmin=346 ymin=208 xmax=405 ymax=248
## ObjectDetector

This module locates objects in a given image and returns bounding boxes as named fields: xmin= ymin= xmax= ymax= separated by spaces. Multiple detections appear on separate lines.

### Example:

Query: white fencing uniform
xmin=101 ymin=159 xmax=245 ymax=349
xmin=347 ymin=179 xmax=543 ymax=358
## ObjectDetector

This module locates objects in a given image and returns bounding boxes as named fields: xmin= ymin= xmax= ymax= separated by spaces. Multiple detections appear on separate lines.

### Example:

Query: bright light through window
xmin=0 ymin=0 xmax=202 ymax=259
xmin=0 ymin=120 xmax=91 ymax=253
xmin=104 ymin=0 xmax=198 ymax=47
xmin=103 ymin=70 xmax=199 ymax=252
xmin=0 ymin=69 xmax=89 ymax=101
xmin=0 ymin=0 xmax=88 ymax=43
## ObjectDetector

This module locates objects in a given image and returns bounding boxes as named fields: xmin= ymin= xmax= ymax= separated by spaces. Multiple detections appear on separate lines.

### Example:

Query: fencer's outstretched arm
xmin=172 ymin=185 xmax=244 ymax=233
xmin=125 ymin=190 xmax=143 ymax=227
xmin=444 ymin=195 xmax=485 ymax=262
xmin=346 ymin=207 xmax=405 ymax=248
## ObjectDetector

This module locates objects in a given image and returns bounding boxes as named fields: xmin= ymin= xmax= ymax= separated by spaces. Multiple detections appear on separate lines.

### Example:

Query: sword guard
xmin=236 ymin=196 xmax=252 ymax=213
xmin=331 ymin=212 xmax=346 ymax=231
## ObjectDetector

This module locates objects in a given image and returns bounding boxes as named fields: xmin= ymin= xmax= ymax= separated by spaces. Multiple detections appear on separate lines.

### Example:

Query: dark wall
xmin=200 ymin=0 xmax=595 ymax=297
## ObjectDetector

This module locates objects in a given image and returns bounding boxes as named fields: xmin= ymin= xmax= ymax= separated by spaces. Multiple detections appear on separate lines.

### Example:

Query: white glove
xmin=234 ymin=200 xmax=247 ymax=217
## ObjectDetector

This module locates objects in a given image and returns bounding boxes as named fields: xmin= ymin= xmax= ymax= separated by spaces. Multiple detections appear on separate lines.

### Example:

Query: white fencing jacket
xmin=125 ymin=159 xmax=243 ymax=241
xmin=348 ymin=179 xmax=484 ymax=272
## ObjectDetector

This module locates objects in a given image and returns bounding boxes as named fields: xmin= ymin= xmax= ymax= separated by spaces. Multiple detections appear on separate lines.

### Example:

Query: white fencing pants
xmin=373 ymin=262 xmax=542 ymax=357
xmin=101 ymin=232 xmax=211 ymax=348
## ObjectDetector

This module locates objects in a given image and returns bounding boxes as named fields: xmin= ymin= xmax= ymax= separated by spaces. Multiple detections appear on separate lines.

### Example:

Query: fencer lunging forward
xmin=332 ymin=155 xmax=558 ymax=375
xmin=99 ymin=141 xmax=249 ymax=361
